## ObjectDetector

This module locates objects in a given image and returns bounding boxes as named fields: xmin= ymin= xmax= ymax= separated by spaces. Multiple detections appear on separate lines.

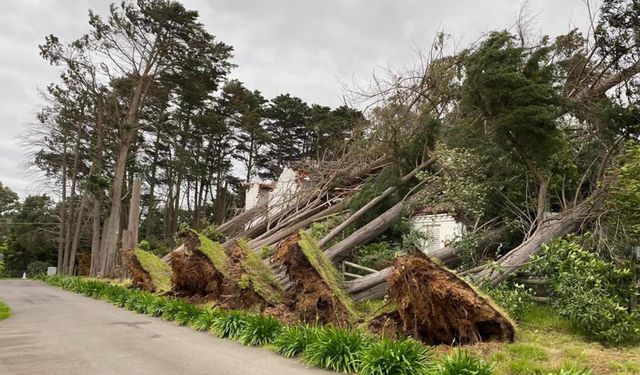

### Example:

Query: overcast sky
xmin=0 ymin=0 xmax=595 ymax=198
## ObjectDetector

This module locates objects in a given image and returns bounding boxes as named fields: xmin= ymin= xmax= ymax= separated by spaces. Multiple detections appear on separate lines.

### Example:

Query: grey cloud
xmin=1 ymin=0 xmax=591 ymax=197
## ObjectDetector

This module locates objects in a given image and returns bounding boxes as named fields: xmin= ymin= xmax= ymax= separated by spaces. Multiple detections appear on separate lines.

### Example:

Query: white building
xmin=411 ymin=212 xmax=465 ymax=253
xmin=244 ymin=167 xmax=310 ymax=227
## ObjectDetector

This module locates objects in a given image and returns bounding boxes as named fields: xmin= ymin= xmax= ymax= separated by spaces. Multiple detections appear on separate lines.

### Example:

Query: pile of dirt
xmin=124 ymin=248 xmax=155 ymax=291
xmin=271 ymin=233 xmax=353 ymax=326
xmin=170 ymin=230 xmax=223 ymax=298
xmin=384 ymin=253 xmax=515 ymax=345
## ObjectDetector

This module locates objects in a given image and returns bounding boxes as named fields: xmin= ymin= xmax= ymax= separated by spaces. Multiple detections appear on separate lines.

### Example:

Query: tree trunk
xmin=99 ymin=139 xmax=132 ymax=276
xmin=89 ymin=198 xmax=101 ymax=276
xmin=68 ymin=195 xmax=87 ymax=275
xmin=325 ymin=201 xmax=404 ymax=262
xmin=318 ymin=157 xmax=435 ymax=247
xmin=472 ymin=199 xmax=595 ymax=285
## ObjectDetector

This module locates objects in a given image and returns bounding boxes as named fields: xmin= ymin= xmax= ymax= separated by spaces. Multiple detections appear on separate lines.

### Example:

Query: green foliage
xmin=200 ymin=224 xmax=224 ymax=243
xmin=358 ymin=337 xmax=432 ymax=375
xmin=191 ymin=229 xmax=229 ymax=277
xmin=239 ymin=315 xmax=283 ymax=346
xmin=303 ymin=326 xmax=369 ymax=373
xmin=483 ymin=283 xmax=534 ymax=321
xmin=27 ymin=260 xmax=49 ymax=276
xmin=0 ymin=297 xmax=11 ymax=320
xmin=461 ymin=31 xmax=561 ymax=168
xmin=309 ymin=214 xmax=350 ymax=244
xmin=190 ymin=308 xmax=223 ymax=331
xmin=354 ymin=241 xmax=401 ymax=270
xmin=529 ymin=237 xmax=639 ymax=344
xmin=211 ymin=310 xmax=250 ymax=339
xmin=174 ymin=303 xmax=203 ymax=326
xmin=274 ymin=324 xmax=319 ymax=358
xmin=133 ymin=248 xmax=172 ymax=292
xmin=161 ymin=298 xmax=192 ymax=321
xmin=350 ymin=166 xmax=405 ymax=227
xmin=137 ymin=240 xmax=151 ymax=252
xmin=298 ymin=231 xmax=357 ymax=316
xmin=4 ymin=195 xmax=57 ymax=275
xmin=237 ymin=240 xmax=283 ymax=304
xmin=433 ymin=349 xmax=494 ymax=375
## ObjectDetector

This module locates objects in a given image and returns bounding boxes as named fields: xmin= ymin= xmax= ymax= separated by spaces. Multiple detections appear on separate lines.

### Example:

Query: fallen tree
xmin=124 ymin=248 xmax=172 ymax=293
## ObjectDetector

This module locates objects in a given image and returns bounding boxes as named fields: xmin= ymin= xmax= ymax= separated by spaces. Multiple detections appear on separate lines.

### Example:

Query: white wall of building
xmin=411 ymin=213 xmax=464 ymax=253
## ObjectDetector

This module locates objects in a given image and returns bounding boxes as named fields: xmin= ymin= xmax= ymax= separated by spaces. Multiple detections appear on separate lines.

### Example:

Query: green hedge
xmin=41 ymin=275 xmax=499 ymax=374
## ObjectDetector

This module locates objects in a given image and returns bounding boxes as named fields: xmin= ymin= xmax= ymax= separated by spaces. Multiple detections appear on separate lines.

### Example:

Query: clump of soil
xmin=386 ymin=252 xmax=515 ymax=345
xmin=272 ymin=233 xmax=352 ymax=326
xmin=170 ymin=230 xmax=223 ymax=298
xmin=124 ymin=248 xmax=154 ymax=291
xmin=368 ymin=310 xmax=401 ymax=339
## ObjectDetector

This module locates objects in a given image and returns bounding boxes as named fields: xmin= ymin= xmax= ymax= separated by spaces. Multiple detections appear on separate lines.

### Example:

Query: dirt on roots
xmin=270 ymin=233 xmax=352 ymax=326
xmin=219 ymin=244 xmax=268 ymax=311
xmin=384 ymin=252 xmax=515 ymax=345
xmin=123 ymin=248 xmax=155 ymax=291
xmin=169 ymin=230 xmax=224 ymax=298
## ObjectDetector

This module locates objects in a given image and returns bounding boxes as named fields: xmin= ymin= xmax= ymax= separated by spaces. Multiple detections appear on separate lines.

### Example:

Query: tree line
xmin=18 ymin=0 xmax=363 ymax=277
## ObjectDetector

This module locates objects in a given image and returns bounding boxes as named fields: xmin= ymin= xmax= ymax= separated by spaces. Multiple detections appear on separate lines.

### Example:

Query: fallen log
xmin=318 ymin=156 xmax=436 ymax=247
xmin=325 ymin=201 xmax=404 ymax=262
xmin=472 ymin=198 xmax=597 ymax=285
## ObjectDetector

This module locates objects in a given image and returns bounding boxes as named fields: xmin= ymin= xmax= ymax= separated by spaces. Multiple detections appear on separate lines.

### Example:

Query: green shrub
xmin=483 ymin=283 xmax=533 ymax=321
xmin=274 ymin=324 xmax=319 ymax=358
xmin=161 ymin=298 xmax=191 ymax=321
xmin=358 ymin=337 xmax=432 ymax=375
xmin=27 ymin=260 xmax=49 ymax=276
xmin=190 ymin=308 xmax=223 ymax=331
xmin=211 ymin=310 xmax=250 ymax=339
xmin=174 ymin=303 xmax=203 ymax=326
xmin=239 ymin=315 xmax=283 ymax=346
xmin=433 ymin=349 xmax=494 ymax=375
xmin=529 ymin=238 xmax=639 ymax=344
xmin=0 ymin=298 xmax=10 ymax=320
xmin=303 ymin=326 xmax=369 ymax=373
xmin=354 ymin=241 xmax=400 ymax=270
xmin=146 ymin=296 xmax=168 ymax=317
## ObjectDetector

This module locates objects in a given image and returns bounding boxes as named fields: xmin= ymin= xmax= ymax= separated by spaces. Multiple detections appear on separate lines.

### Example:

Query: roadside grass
xmin=458 ymin=304 xmax=640 ymax=375
xmin=0 ymin=297 xmax=10 ymax=320
xmin=41 ymin=275 xmax=640 ymax=375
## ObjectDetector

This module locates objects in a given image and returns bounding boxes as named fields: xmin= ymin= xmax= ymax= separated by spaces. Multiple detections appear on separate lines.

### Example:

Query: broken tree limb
xmin=318 ymin=156 xmax=436 ymax=247
xmin=325 ymin=201 xmax=404 ymax=262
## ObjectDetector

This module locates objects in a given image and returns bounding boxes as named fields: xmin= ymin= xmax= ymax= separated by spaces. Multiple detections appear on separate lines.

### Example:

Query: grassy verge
xmin=40 ymin=275 xmax=639 ymax=375
xmin=460 ymin=304 xmax=640 ymax=375
xmin=0 ymin=297 xmax=10 ymax=320
xmin=40 ymin=275 xmax=491 ymax=374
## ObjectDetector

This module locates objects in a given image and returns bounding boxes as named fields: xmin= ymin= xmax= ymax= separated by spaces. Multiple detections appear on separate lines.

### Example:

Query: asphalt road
xmin=0 ymin=279 xmax=329 ymax=375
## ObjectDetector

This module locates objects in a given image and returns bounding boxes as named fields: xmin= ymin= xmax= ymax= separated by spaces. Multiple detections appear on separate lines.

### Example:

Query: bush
xmin=553 ymin=367 xmax=592 ymax=375
xmin=161 ymin=298 xmax=192 ymax=321
xmin=27 ymin=260 xmax=49 ymax=276
xmin=529 ymin=238 xmax=639 ymax=344
xmin=239 ymin=315 xmax=283 ymax=346
xmin=146 ymin=296 xmax=168 ymax=317
xmin=190 ymin=308 xmax=223 ymax=331
xmin=274 ymin=324 xmax=319 ymax=358
xmin=303 ymin=326 xmax=369 ymax=373
xmin=211 ymin=310 xmax=250 ymax=339
xmin=433 ymin=349 xmax=494 ymax=375
xmin=174 ymin=303 xmax=203 ymax=326
xmin=358 ymin=337 xmax=432 ymax=375
xmin=354 ymin=242 xmax=400 ymax=270
xmin=483 ymin=283 xmax=533 ymax=321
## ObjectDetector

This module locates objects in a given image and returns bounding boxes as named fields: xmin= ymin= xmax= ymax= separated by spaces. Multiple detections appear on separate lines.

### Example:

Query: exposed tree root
xmin=169 ymin=230 xmax=223 ymax=298
xmin=271 ymin=233 xmax=353 ymax=326
xmin=386 ymin=253 xmax=515 ymax=345
xmin=124 ymin=248 xmax=155 ymax=291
